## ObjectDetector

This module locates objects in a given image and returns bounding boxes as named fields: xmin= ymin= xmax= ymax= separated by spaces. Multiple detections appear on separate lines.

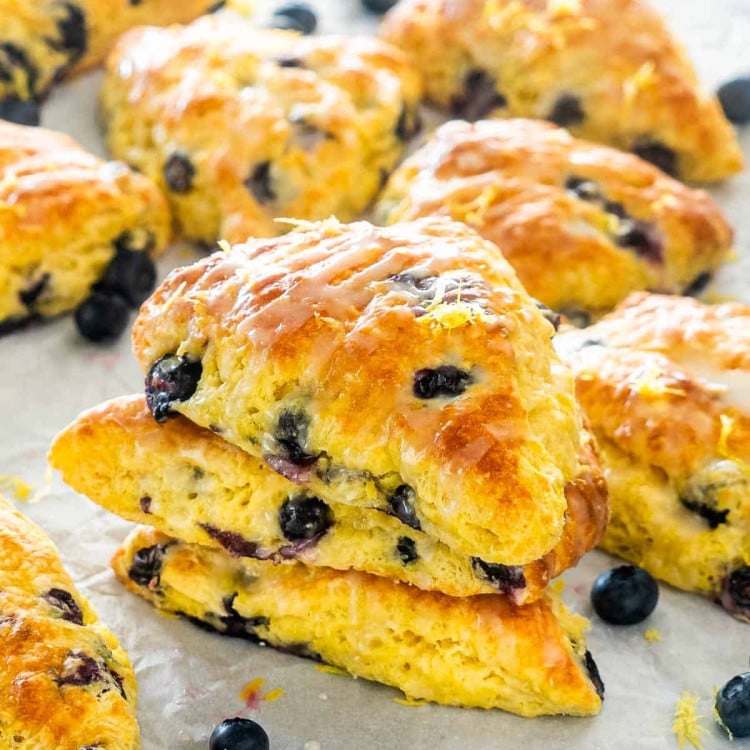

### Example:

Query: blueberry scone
xmin=132 ymin=218 xmax=591 ymax=566
xmin=0 ymin=496 xmax=138 ymax=749
xmin=50 ymin=394 xmax=608 ymax=604
xmin=0 ymin=120 xmax=169 ymax=336
xmin=557 ymin=293 xmax=750 ymax=622
xmin=379 ymin=0 xmax=743 ymax=182
xmin=0 ymin=0 xmax=230 ymax=125
xmin=100 ymin=13 xmax=421 ymax=244
xmin=376 ymin=119 xmax=733 ymax=322
xmin=113 ymin=525 xmax=604 ymax=716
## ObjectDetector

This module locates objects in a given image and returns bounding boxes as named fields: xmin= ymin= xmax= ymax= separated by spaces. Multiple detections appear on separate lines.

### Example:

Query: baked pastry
xmin=376 ymin=119 xmax=733 ymax=321
xmin=100 ymin=13 xmax=421 ymax=244
xmin=379 ymin=0 xmax=743 ymax=182
xmin=0 ymin=0 xmax=230 ymax=124
xmin=0 ymin=496 xmax=138 ymax=749
xmin=556 ymin=292 xmax=750 ymax=622
xmin=49 ymin=394 xmax=608 ymax=604
xmin=0 ymin=120 xmax=169 ymax=335
xmin=131 ymin=217 xmax=589 ymax=566
xmin=112 ymin=524 xmax=605 ymax=716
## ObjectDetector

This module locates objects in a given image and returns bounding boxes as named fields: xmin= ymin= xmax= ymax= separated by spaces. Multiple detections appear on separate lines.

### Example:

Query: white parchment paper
xmin=2 ymin=1 xmax=750 ymax=748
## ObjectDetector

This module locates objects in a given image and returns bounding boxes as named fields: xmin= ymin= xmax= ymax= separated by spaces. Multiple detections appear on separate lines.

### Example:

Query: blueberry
xmin=450 ymin=69 xmax=507 ymax=120
xmin=548 ymin=93 xmax=585 ymax=127
xmin=220 ymin=594 xmax=270 ymax=638
xmin=57 ymin=651 xmax=103 ymax=687
xmin=413 ymin=365 xmax=472 ymax=399
xmin=200 ymin=525 xmax=260 ymax=558
xmin=43 ymin=588 xmax=83 ymax=625
xmin=717 ymin=76 xmax=750 ymax=124
xmin=683 ymin=271 xmax=713 ymax=297
xmin=532 ymin=299 xmax=561 ymax=331
xmin=396 ymin=536 xmax=418 ymax=564
xmin=208 ymin=718 xmax=269 ymax=750
xmin=632 ymin=140 xmax=677 ymax=177
xmin=74 ymin=291 xmax=130 ymax=343
xmin=0 ymin=96 xmax=40 ymax=126
xmin=471 ymin=558 xmax=526 ymax=595
xmin=274 ymin=409 xmax=318 ymax=465
xmin=271 ymin=3 xmax=317 ymax=34
xmin=726 ymin=566 xmax=750 ymax=609
xmin=0 ymin=43 xmax=39 ymax=95
xmin=584 ymin=650 xmax=605 ymax=698
xmin=361 ymin=0 xmax=400 ymax=13
xmin=395 ymin=104 xmax=421 ymax=141
xmin=679 ymin=492 xmax=728 ymax=529
xmin=715 ymin=672 xmax=750 ymax=737
xmin=564 ymin=176 xmax=600 ymax=202
xmin=244 ymin=161 xmax=276 ymax=204
xmin=279 ymin=495 xmax=332 ymax=541
xmin=387 ymin=484 xmax=421 ymax=530
xmin=145 ymin=354 xmax=202 ymax=423
xmin=19 ymin=273 xmax=50 ymax=309
xmin=50 ymin=2 xmax=88 ymax=64
xmin=128 ymin=544 xmax=168 ymax=587
xmin=163 ymin=152 xmax=195 ymax=193
xmin=590 ymin=565 xmax=659 ymax=625
xmin=560 ymin=308 xmax=591 ymax=328
xmin=614 ymin=219 xmax=662 ymax=263
xmin=98 ymin=246 xmax=156 ymax=307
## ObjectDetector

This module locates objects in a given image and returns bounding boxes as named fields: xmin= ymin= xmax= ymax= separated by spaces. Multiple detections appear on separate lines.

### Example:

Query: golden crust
xmin=132 ymin=217 xmax=587 ymax=565
xmin=0 ymin=120 xmax=170 ymax=330
xmin=100 ymin=14 xmax=422 ymax=243
xmin=49 ymin=394 xmax=608 ymax=604
xmin=379 ymin=0 xmax=743 ymax=182
xmin=377 ymin=119 xmax=733 ymax=318
xmin=112 ymin=525 xmax=604 ymax=716
xmin=0 ymin=496 xmax=138 ymax=750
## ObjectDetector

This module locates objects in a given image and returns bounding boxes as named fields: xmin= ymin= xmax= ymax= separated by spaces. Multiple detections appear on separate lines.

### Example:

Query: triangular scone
xmin=113 ymin=525 xmax=604 ymax=717
xmin=376 ymin=119 xmax=733 ymax=321
xmin=556 ymin=293 xmax=750 ymax=622
xmin=50 ymin=395 xmax=608 ymax=604
xmin=132 ymin=218 xmax=586 ymax=566
xmin=0 ymin=121 xmax=169 ymax=335
xmin=0 ymin=496 xmax=139 ymax=749
xmin=379 ymin=0 xmax=743 ymax=182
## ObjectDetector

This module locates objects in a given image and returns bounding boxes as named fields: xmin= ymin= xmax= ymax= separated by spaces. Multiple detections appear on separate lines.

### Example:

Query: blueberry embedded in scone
xmin=375 ymin=119 xmax=733 ymax=320
xmin=99 ymin=13 xmax=421 ymax=243
xmin=379 ymin=0 xmax=743 ymax=182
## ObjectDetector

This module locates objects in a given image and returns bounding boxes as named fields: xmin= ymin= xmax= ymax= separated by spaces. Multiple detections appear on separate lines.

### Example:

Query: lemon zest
xmin=644 ymin=627 xmax=662 ymax=643
xmin=673 ymin=692 xmax=706 ymax=750
xmin=264 ymin=687 xmax=284 ymax=702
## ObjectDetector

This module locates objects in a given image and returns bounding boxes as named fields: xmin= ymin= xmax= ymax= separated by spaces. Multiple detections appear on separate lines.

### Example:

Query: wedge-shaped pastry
xmin=0 ymin=496 xmax=138 ymax=749
xmin=113 ymin=525 xmax=604 ymax=716
xmin=132 ymin=218 xmax=588 ymax=566
xmin=50 ymin=394 xmax=608 ymax=604
xmin=100 ymin=13 xmax=421 ymax=244
xmin=557 ymin=292 xmax=750 ymax=622
xmin=0 ymin=0 xmax=230 ymax=124
xmin=376 ymin=119 xmax=733 ymax=322
xmin=0 ymin=120 xmax=169 ymax=335
xmin=379 ymin=0 xmax=743 ymax=182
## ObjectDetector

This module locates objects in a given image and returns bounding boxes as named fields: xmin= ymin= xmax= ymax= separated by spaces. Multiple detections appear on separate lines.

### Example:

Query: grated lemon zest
xmin=315 ymin=664 xmax=348 ymax=677
xmin=673 ymin=692 xmax=706 ymax=750
xmin=264 ymin=687 xmax=284 ymax=702
xmin=394 ymin=695 xmax=428 ymax=707
xmin=630 ymin=363 xmax=685 ymax=398
xmin=240 ymin=677 xmax=265 ymax=701
xmin=551 ymin=578 xmax=566 ymax=594
xmin=448 ymin=187 xmax=498 ymax=226
xmin=0 ymin=474 xmax=32 ymax=501
xmin=624 ymin=61 xmax=657 ymax=104
xmin=644 ymin=627 xmax=662 ymax=643
xmin=162 ymin=281 xmax=187 ymax=314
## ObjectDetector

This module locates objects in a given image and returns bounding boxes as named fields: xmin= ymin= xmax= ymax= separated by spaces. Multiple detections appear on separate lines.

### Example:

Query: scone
xmin=0 ymin=0 xmax=230 ymax=124
xmin=100 ymin=13 xmax=421 ymax=243
xmin=379 ymin=0 xmax=743 ymax=182
xmin=376 ymin=119 xmax=733 ymax=321
xmin=0 ymin=120 xmax=169 ymax=335
xmin=131 ymin=217 xmax=589 ymax=566
xmin=0 ymin=496 xmax=138 ymax=749
xmin=112 ymin=525 xmax=605 ymax=717
xmin=49 ymin=394 xmax=608 ymax=604
xmin=556 ymin=292 xmax=750 ymax=622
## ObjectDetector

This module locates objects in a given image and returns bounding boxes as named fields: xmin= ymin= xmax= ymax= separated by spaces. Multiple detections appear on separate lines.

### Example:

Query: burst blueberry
xmin=413 ymin=365 xmax=472 ymax=399
xmin=208 ymin=718 xmax=270 ymax=750
xmin=145 ymin=354 xmax=202 ymax=422
xmin=128 ymin=544 xmax=168 ymax=587
xmin=450 ymin=69 xmax=507 ymax=120
xmin=590 ymin=565 xmax=659 ymax=625
xmin=387 ymin=484 xmax=421 ymax=530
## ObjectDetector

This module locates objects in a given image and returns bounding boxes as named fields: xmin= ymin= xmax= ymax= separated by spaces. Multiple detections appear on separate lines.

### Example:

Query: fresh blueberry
xmin=208 ymin=718 xmax=270 ymax=750
xmin=0 ymin=96 xmax=40 ymax=126
xmin=590 ymin=565 xmax=659 ymax=625
xmin=548 ymin=93 xmax=585 ymax=127
xmin=98 ymin=246 xmax=156 ymax=308
xmin=163 ymin=152 xmax=195 ymax=193
xmin=715 ymin=672 xmax=750 ymax=737
xmin=270 ymin=3 xmax=317 ymax=34
xmin=471 ymin=558 xmax=526 ymax=595
xmin=74 ymin=291 xmax=130 ymax=343
xmin=413 ymin=365 xmax=472 ymax=399
xmin=396 ymin=536 xmax=418 ymax=564
xmin=278 ymin=495 xmax=332 ymax=541
xmin=632 ymin=140 xmax=677 ymax=177
xmin=450 ymin=69 xmax=507 ymax=120
xmin=387 ymin=484 xmax=421 ymax=530
xmin=361 ymin=0 xmax=400 ymax=13
xmin=145 ymin=354 xmax=203 ymax=423
xmin=717 ymin=76 xmax=750 ymax=124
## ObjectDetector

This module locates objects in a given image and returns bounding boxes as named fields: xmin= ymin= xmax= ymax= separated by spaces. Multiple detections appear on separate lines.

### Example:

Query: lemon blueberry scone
xmin=100 ymin=14 xmax=422 ymax=244
xmin=376 ymin=119 xmax=733 ymax=322
xmin=49 ymin=394 xmax=608 ymax=604
xmin=379 ymin=0 xmax=743 ymax=183
xmin=132 ymin=217 xmax=589 ymax=566
xmin=0 ymin=496 xmax=138 ymax=749
xmin=0 ymin=120 xmax=170 ymax=338
xmin=556 ymin=292 xmax=750 ymax=622
xmin=113 ymin=525 xmax=605 ymax=716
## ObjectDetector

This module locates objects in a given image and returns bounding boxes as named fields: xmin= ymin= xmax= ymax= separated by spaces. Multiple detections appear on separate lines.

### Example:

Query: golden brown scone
xmin=0 ymin=496 xmax=138 ymax=749
xmin=100 ymin=13 xmax=421 ymax=244
xmin=376 ymin=119 xmax=733 ymax=321
xmin=0 ymin=120 xmax=169 ymax=335
xmin=49 ymin=394 xmax=608 ymax=604
xmin=113 ymin=525 xmax=604 ymax=716
xmin=379 ymin=0 xmax=743 ymax=183
xmin=556 ymin=292 xmax=750 ymax=621
xmin=132 ymin=217 xmax=588 ymax=566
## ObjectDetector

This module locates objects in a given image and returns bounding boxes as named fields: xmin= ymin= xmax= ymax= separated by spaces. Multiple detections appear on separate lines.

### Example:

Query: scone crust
xmin=0 ymin=497 xmax=139 ymax=750
xmin=132 ymin=218 xmax=586 ymax=565
xmin=379 ymin=0 xmax=743 ymax=182
xmin=377 ymin=119 xmax=732 ymax=318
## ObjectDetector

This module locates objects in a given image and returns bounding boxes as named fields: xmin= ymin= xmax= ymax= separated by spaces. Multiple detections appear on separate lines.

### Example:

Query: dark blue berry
xmin=74 ymin=291 xmax=130 ymax=343
xmin=395 ymin=105 xmax=421 ymax=141
xmin=632 ymin=140 xmax=677 ymax=177
xmin=57 ymin=652 xmax=104 ymax=687
xmin=413 ymin=365 xmax=472 ymax=399
xmin=584 ymin=650 xmax=605 ymax=698
xmin=0 ymin=96 xmax=40 ymax=126
xmin=19 ymin=273 xmax=50 ymax=308
xmin=717 ymin=76 xmax=750 ymax=124
xmin=387 ymin=484 xmax=421 ymax=530
xmin=274 ymin=410 xmax=318 ymax=465
xmin=613 ymin=219 xmax=662 ymax=263
xmin=679 ymin=492 xmax=728 ymax=529
xmin=362 ymin=0 xmax=400 ymax=14
xmin=450 ymin=69 xmax=506 ymax=120
xmin=200 ymin=525 xmax=259 ymax=558
xmin=727 ymin=566 xmax=750 ymax=609
xmin=163 ymin=152 xmax=195 ymax=193
xmin=98 ymin=243 xmax=156 ymax=307
xmin=244 ymin=161 xmax=276 ymax=204
xmin=278 ymin=495 xmax=332 ymax=541
xmin=396 ymin=536 xmax=418 ymax=564
xmin=471 ymin=558 xmax=526 ymax=595
xmin=548 ymin=93 xmax=585 ymax=126
xmin=715 ymin=672 xmax=750 ymax=737
xmin=43 ymin=588 xmax=83 ymax=625
xmin=271 ymin=3 xmax=317 ymax=35
xmin=208 ymin=718 xmax=270 ymax=750
xmin=590 ymin=565 xmax=659 ymax=625
xmin=533 ymin=299 xmax=560 ymax=331
xmin=128 ymin=544 xmax=168 ymax=587
xmin=683 ymin=271 xmax=713 ymax=297
xmin=145 ymin=354 xmax=202 ymax=422
xmin=564 ymin=176 xmax=600 ymax=202
xmin=51 ymin=2 xmax=88 ymax=64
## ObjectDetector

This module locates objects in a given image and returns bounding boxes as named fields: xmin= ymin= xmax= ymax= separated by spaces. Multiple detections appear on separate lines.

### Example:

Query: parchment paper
xmin=2 ymin=1 xmax=750 ymax=748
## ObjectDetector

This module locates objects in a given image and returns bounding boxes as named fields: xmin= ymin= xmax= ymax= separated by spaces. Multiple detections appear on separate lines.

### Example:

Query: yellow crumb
xmin=162 ymin=280 xmax=187 ymax=315
xmin=630 ymin=363 xmax=685 ymax=398
xmin=673 ymin=692 xmax=706 ymax=750
xmin=264 ymin=687 xmax=284 ymax=702
xmin=240 ymin=677 xmax=265 ymax=701
xmin=644 ymin=628 xmax=662 ymax=643
xmin=551 ymin=578 xmax=566 ymax=594
xmin=0 ymin=475 xmax=33 ymax=501
xmin=315 ymin=664 xmax=348 ymax=677
xmin=624 ymin=61 xmax=657 ymax=104
xmin=394 ymin=695 xmax=428 ymax=707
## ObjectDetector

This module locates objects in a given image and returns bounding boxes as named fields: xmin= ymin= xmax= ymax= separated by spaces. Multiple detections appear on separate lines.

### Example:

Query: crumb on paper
xmin=240 ymin=677 xmax=283 ymax=708
xmin=394 ymin=695 xmax=428 ymax=707
xmin=0 ymin=474 xmax=33 ymax=501
xmin=264 ymin=687 xmax=284 ymax=702
xmin=673 ymin=692 xmax=706 ymax=750
xmin=644 ymin=627 xmax=662 ymax=643
xmin=315 ymin=664 xmax=348 ymax=677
